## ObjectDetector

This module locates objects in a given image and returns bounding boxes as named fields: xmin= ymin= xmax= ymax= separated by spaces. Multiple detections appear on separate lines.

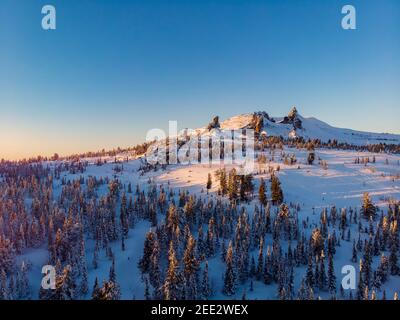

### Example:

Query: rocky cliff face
xmin=280 ymin=106 xmax=303 ymax=129
xmin=207 ymin=116 xmax=221 ymax=131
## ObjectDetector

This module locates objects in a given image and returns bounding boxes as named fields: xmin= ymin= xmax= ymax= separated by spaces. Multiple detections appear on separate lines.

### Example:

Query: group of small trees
xmin=214 ymin=168 xmax=254 ymax=202
xmin=213 ymin=168 xmax=283 ymax=206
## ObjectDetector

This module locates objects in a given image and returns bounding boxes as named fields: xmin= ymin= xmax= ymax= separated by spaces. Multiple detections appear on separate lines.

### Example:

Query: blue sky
xmin=0 ymin=0 xmax=399 ymax=159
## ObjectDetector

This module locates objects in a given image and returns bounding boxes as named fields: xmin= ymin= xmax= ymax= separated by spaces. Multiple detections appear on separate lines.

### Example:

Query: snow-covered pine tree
xmin=327 ymin=254 xmax=336 ymax=298
xmin=258 ymin=178 xmax=267 ymax=206
xmin=389 ymin=243 xmax=399 ymax=275
xmin=361 ymin=192 xmax=376 ymax=219
xmin=139 ymin=230 xmax=156 ymax=273
xmin=223 ymin=241 xmax=236 ymax=296
xmin=256 ymin=238 xmax=264 ymax=280
xmin=91 ymin=277 xmax=100 ymax=300
xmin=183 ymin=234 xmax=200 ymax=299
xmin=0 ymin=269 xmax=9 ymax=300
xmin=163 ymin=241 xmax=184 ymax=300
xmin=206 ymin=173 xmax=212 ymax=194
xmin=270 ymin=174 xmax=283 ymax=205
xmin=80 ymin=263 xmax=89 ymax=297
xmin=200 ymin=261 xmax=212 ymax=300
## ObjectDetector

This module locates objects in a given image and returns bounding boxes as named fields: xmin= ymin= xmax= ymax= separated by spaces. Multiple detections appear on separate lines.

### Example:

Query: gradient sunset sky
xmin=0 ymin=0 xmax=399 ymax=160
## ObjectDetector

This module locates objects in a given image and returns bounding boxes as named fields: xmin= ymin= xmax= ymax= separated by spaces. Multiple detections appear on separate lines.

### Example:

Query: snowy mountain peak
xmin=288 ymin=106 xmax=298 ymax=119
xmin=207 ymin=116 xmax=221 ymax=131
xmin=147 ymin=107 xmax=400 ymax=164
xmin=277 ymin=106 xmax=303 ymax=130
xmin=212 ymin=107 xmax=400 ymax=146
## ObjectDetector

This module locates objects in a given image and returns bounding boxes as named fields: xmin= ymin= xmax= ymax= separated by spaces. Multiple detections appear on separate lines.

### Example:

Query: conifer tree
xmin=362 ymin=242 xmax=372 ymax=288
xmin=149 ymin=238 xmax=161 ymax=295
xmin=139 ymin=231 xmax=156 ymax=273
xmin=297 ymin=278 xmax=307 ymax=300
xmin=40 ymin=265 xmax=75 ymax=300
xmin=258 ymin=178 xmax=267 ymax=206
xmin=228 ymin=169 xmax=239 ymax=202
xmin=305 ymin=255 xmax=314 ymax=288
xmin=223 ymin=241 xmax=236 ymax=296
xmin=287 ymin=267 xmax=294 ymax=300
xmin=327 ymin=254 xmax=336 ymax=297
xmin=80 ymin=263 xmax=89 ymax=297
xmin=257 ymin=238 xmax=264 ymax=280
xmin=163 ymin=242 xmax=183 ymax=300
xmin=0 ymin=269 xmax=8 ymax=300
xmin=92 ymin=245 xmax=99 ymax=269
xmin=307 ymin=151 xmax=315 ymax=165
xmin=144 ymin=276 xmax=151 ymax=300
xmin=351 ymin=240 xmax=357 ymax=263
xmin=206 ymin=173 xmax=212 ymax=194
xmin=270 ymin=174 xmax=283 ymax=205
xmin=389 ymin=243 xmax=399 ymax=275
xmin=108 ymin=258 xmax=121 ymax=298
xmin=183 ymin=234 xmax=200 ymax=299
xmin=17 ymin=262 xmax=31 ymax=300
xmin=93 ymin=280 xmax=121 ymax=300
xmin=361 ymin=193 xmax=376 ymax=219
xmin=200 ymin=261 xmax=212 ymax=300
xmin=91 ymin=277 xmax=101 ymax=300
xmin=263 ymin=254 xmax=272 ymax=285
xmin=318 ymin=255 xmax=327 ymax=291
xmin=357 ymin=259 xmax=364 ymax=300
xmin=250 ymin=255 xmax=256 ymax=278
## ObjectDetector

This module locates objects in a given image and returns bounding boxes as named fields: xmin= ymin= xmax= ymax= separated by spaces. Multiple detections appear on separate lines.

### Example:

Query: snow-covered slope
xmin=19 ymin=146 xmax=400 ymax=300
xmin=219 ymin=108 xmax=400 ymax=145
xmin=4 ymin=108 xmax=400 ymax=301
xmin=146 ymin=107 xmax=400 ymax=163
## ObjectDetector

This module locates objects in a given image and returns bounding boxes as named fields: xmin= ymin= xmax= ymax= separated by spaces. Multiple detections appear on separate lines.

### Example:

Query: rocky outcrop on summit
xmin=247 ymin=112 xmax=276 ymax=135
xmin=255 ymin=111 xmax=275 ymax=123
xmin=248 ymin=114 xmax=263 ymax=135
xmin=280 ymin=107 xmax=303 ymax=129
xmin=207 ymin=116 xmax=221 ymax=131
xmin=146 ymin=106 xmax=400 ymax=164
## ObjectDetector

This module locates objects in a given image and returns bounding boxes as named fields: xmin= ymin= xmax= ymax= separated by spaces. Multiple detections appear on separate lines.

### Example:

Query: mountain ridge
xmin=207 ymin=107 xmax=400 ymax=145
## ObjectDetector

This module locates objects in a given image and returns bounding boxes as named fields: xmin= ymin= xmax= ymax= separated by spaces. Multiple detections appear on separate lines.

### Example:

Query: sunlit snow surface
xmin=20 ymin=145 xmax=400 ymax=300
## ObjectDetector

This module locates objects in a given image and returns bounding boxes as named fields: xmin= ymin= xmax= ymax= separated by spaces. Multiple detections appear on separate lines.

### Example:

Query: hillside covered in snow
xmin=146 ymin=107 xmax=400 ymax=166
xmin=221 ymin=107 xmax=400 ymax=145
xmin=0 ymin=108 xmax=400 ymax=301
xmin=165 ymin=107 xmax=400 ymax=147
